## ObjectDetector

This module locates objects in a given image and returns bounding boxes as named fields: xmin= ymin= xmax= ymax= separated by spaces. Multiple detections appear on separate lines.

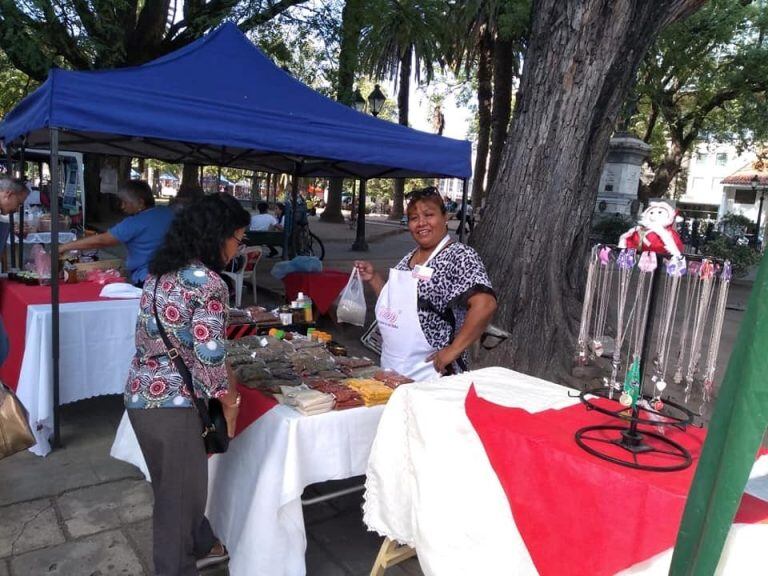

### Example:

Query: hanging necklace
xmin=700 ymin=261 xmax=731 ymax=407
xmin=591 ymin=247 xmax=615 ymax=358
xmin=673 ymin=261 xmax=700 ymax=385
xmin=577 ymin=246 xmax=602 ymax=365
xmin=605 ymin=249 xmax=634 ymax=397
xmin=684 ymin=259 xmax=717 ymax=403
xmin=649 ymin=256 xmax=686 ymax=411
xmin=619 ymin=251 xmax=655 ymax=408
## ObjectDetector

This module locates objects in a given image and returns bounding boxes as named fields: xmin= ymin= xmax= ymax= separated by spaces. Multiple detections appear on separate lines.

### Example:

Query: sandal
xmin=196 ymin=541 xmax=229 ymax=570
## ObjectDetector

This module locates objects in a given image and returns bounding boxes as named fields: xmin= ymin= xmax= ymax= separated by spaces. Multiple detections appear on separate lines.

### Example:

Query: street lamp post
xmin=752 ymin=175 xmax=765 ymax=249
xmin=351 ymin=85 xmax=387 ymax=252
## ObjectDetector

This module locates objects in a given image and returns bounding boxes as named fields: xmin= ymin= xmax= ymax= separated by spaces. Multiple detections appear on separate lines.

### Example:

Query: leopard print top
xmin=394 ymin=241 xmax=495 ymax=369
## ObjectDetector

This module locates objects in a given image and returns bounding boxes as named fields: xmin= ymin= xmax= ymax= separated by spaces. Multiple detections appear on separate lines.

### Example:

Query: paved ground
xmin=0 ymin=211 xmax=756 ymax=575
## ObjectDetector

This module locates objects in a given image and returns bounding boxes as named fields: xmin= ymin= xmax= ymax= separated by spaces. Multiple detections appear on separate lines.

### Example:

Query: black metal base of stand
xmin=574 ymin=387 xmax=694 ymax=472
xmin=575 ymin=424 xmax=692 ymax=471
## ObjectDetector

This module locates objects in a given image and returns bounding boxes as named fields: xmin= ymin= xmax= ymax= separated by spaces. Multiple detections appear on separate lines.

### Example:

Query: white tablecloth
xmin=18 ymin=298 xmax=140 ymax=455
xmin=362 ymin=366 xmax=768 ymax=576
xmin=111 ymin=402 xmax=385 ymax=576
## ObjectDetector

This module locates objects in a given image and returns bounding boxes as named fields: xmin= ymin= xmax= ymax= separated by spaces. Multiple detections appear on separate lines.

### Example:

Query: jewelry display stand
xmin=574 ymin=249 xmax=729 ymax=472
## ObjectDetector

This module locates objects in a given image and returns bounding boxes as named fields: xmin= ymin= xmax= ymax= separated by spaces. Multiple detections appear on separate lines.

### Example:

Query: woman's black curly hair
xmin=150 ymin=193 xmax=251 ymax=276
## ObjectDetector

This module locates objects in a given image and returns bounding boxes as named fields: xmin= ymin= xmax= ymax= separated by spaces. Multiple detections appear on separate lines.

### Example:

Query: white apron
xmin=375 ymin=235 xmax=451 ymax=382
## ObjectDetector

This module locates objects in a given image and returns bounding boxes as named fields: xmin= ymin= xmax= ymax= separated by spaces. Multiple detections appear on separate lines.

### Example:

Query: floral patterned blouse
xmin=124 ymin=263 xmax=229 ymax=409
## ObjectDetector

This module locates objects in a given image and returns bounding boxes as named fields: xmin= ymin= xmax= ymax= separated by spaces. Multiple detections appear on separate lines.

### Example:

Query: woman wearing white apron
xmin=355 ymin=186 xmax=497 ymax=381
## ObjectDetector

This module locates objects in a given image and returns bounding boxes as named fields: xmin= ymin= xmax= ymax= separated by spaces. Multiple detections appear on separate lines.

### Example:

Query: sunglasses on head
xmin=406 ymin=186 xmax=440 ymax=200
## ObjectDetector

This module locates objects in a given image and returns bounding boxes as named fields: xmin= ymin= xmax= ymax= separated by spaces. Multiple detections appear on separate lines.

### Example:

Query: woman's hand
xmin=354 ymin=260 xmax=376 ymax=282
xmin=220 ymin=392 xmax=241 ymax=438
xmin=354 ymin=260 xmax=385 ymax=296
xmin=427 ymin=346 xmax=462 ymax=374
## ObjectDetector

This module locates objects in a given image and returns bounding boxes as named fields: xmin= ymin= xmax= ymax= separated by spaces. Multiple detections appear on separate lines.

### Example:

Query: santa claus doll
xmin=618 ymin=199 xmax=684 ymax=258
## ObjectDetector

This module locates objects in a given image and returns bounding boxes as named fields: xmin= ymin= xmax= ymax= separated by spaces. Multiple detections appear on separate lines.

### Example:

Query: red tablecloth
xmin=234 ymin=384 xmax=278 ymax=436
xmin=465 ymin=385 xmax=768 ymax=576
xmin=0 ymin=280 xmax=110 ymax=391
xmin=282 ymin=270 xmax=350 ymax=315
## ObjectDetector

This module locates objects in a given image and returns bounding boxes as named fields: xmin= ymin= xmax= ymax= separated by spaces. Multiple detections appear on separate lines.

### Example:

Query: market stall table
xmin=0 ymin=280 xmax=140 ymax=455
xmin=363 ymin=367 xmax=768 ymax=576
xmin=110 ymin=383 xmax=385 ymax=576
xmin=282 ymin=270 xmax=350 ymax=316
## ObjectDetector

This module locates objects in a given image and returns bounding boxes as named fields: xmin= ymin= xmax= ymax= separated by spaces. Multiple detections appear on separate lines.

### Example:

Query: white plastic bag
xmin=336 ymin=268 xmax=367 ymax=326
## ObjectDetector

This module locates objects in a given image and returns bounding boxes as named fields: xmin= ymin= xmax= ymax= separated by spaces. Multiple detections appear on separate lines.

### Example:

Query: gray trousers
xmin=128 ymin=408 xmax=217 ymax=576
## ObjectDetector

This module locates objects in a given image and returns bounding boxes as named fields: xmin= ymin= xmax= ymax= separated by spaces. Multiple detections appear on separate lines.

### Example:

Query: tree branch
xmin=238 ymin=0 xmax=308 ymax=32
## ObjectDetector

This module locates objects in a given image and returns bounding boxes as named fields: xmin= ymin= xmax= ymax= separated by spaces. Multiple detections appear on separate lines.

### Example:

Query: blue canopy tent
xmin=0 ymin=22 xmax=471 ymax=449
xmin=0 ymin=23 xmax=470 ymax=180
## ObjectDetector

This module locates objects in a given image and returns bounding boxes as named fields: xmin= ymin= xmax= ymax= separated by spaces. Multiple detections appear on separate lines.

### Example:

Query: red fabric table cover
xmin=0 ymin=280 xmax=111 ymax=391
xmin=282 ymin=270 xmax=350 ymax=315
xmin=465 ymin=385 xmax=768 ymax=576
xmin=234 ymin=384 xmax=278 ymax=436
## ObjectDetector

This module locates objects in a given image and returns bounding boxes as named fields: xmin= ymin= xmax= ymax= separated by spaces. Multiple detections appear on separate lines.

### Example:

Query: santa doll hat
xmin=644 ymin=198 xmax=677 ymax=223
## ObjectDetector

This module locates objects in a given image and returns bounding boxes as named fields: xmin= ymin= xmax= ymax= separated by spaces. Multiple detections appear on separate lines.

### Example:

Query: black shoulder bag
xmin=152 ymin=281 xmax=229 ymax=454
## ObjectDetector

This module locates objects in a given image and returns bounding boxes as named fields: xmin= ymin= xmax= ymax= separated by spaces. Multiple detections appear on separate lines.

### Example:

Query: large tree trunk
xmin=390 ymin=45 xmax=413 ymax=221
xmin=471 ymin=29 xmax=493 ymax=208
xmin=641 ymin=141 xmax=684 ymax=204
xmin=471 ymin=0 xmax=706 ymax=382
xmin=83 ymin=153 xmax=103 ymax=223
xmin=181 ymin=163 xmax=200 ymax=191
xmin=486 ymin=37 xmax=514 ymax=198
xmin=322 ymin=0 xmax=364 ymax=224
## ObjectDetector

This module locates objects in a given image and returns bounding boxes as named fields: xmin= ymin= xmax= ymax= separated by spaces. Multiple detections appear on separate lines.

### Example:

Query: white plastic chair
xmin=222 ymin=246 xmax=262 ymax=307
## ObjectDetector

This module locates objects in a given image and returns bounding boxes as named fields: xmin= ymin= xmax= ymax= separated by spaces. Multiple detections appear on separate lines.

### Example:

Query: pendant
xmin=590 ymin=339 xmax=604 ymax=358
xmin=619 ymin=392 xmax=633 ymax=407
xmin=652 ymin=399 xmax=664 ymax=411
xmin=655 ymin=379 xmax=667 ymax=392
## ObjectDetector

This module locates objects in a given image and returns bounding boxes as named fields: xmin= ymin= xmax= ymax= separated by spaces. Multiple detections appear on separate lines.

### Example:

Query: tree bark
xmin=486 ymin=37 xmax=514 ymax=198
xmin=321 ymin=0 xmax=364 ymax=224
xmin=390 ymin=44 xmax=413 ymax=221
xmin=471 ymin=0 xmax=706 ymax=382
xmin=471 ymin=29 xmax=493 ymax=208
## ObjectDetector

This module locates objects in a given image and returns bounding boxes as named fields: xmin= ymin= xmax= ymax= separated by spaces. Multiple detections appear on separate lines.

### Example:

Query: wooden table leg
xmin=370 ymin=537 xmax=417 ymax=576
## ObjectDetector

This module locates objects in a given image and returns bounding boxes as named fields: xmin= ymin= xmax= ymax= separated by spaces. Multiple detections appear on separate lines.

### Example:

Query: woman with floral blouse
xmin=125 ymin=193 xmax=250 ymax=575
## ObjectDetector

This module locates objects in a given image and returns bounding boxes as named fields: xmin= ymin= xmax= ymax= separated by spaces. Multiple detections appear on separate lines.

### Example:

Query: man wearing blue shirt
xmin=59 ymin=180 xmax=174 ymax=286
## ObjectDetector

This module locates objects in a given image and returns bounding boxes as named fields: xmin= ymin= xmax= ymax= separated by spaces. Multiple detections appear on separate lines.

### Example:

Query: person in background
xmin=249 ymin=201 xmax=278 ymax=232
xmin=0 ymin=177 xmax=30 ymax=272
xmin=127 ymin=193 xmax=249 ymax=575
xmin=170 ymin=183 xmax=205 ymax=212
xmin=355 ymin=186 xmax=497 ymax=381
xmin=249 ymin=201 xmax=280 ymax=258
xmin=274 ymin=202 xmax=286 ymax=230
xmin=0 ymin=176 xmax=29 ymax=217
xmin=59 ymin=180 xmax=174 ymax=287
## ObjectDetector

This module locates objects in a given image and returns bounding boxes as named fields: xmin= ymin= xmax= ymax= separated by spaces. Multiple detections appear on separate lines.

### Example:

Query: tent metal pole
xmin=459 ymin=179 xmax=468 ymax=243
xmin=351 ymin=179 xmax=368 ymax=251
xmin=289 ymin=165 xmax=301 ymax=259
xmin=17 ymin=144 xmax=26 ymax=266
xmin=50 ymin=128 xmax=62 ymax=449
xmin=6 ymin=146 xmax=16 ymax=270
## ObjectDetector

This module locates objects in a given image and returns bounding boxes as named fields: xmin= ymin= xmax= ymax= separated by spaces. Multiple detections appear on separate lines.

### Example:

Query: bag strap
xmin=152 ymin=280 xmax=216 ymax=437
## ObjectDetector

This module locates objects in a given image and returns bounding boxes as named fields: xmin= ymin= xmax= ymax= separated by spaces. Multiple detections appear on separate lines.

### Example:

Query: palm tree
xmin=359 ymin=0 xmax=445 ymax=220
xmin=450 ymin=0 xmax=530 ymax=208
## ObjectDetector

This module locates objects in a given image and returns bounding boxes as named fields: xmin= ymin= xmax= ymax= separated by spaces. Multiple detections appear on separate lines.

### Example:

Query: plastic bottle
xmin=303 ymin=295 xmax=313 ymax=323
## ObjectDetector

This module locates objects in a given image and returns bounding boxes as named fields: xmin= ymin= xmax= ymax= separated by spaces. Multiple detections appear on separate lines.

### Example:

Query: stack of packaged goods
xmin=306 ymin=378 xmax=365 ymax=409
xmin=226 ymin=333 xmax=410 ymax=414
xmin=373 ymin=369 xmax=414 ymax=389
xmin=280 ymin=385 xmax=335 ymax=416
xmin=343 ymin=379 xmax=393 ymax=407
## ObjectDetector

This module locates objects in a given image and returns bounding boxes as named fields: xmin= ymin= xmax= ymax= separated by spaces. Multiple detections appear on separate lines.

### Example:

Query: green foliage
xmin=590 ymin=214 xmax=634 ymax=244
xmin=0 ymin=49 xmax=36 ymax=116
xmin=630 ymin=0 xmax=768 ymax=177
xmin=701 ymin=236 xmax=762 ymax=277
